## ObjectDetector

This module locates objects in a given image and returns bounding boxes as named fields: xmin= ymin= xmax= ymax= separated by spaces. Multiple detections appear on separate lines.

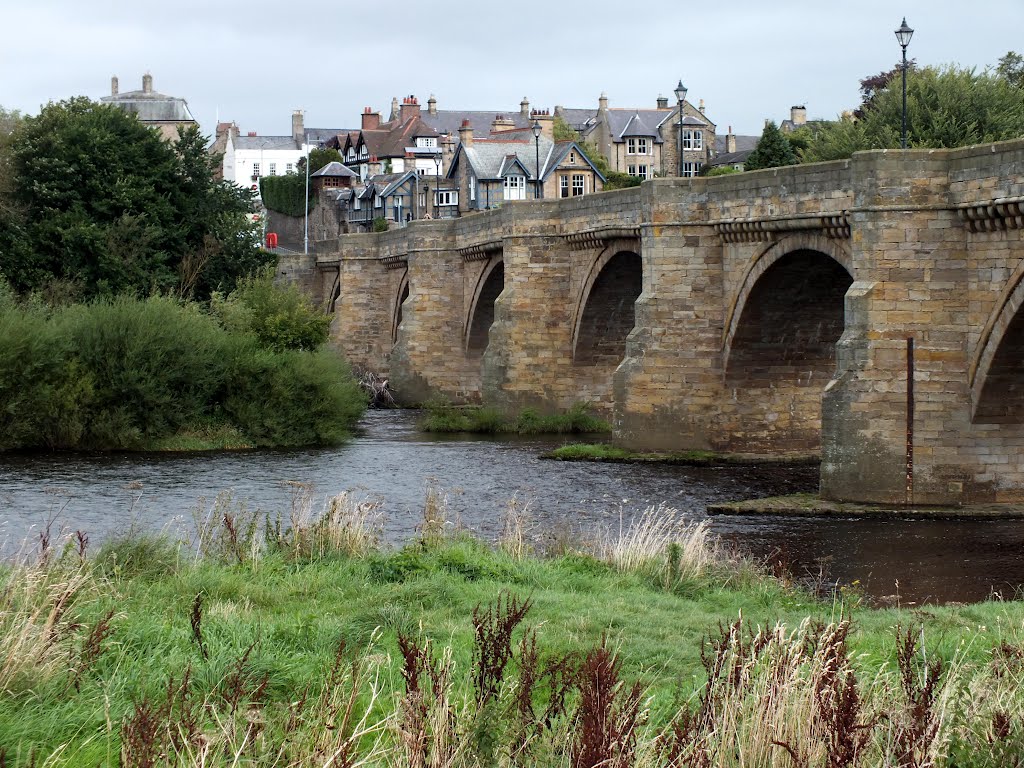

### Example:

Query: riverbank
xmin=3 ymin=492 xmax=1024 ymax=765
xmin=542 ymin=442 xmax=820 ymax=466
xmin=418 ymin=401 xmax=610 ymax=435
xmin=708 ymin=492 xmax=1024 ymax=519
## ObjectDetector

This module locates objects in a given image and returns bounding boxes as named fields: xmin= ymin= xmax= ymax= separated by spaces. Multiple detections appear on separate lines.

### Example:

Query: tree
xmin=298 ymin=146 xmax=344 ymax=175
xmin=800 ymin=64 xmax=1024 ymax=162
xmin=743 ymin=121 xmax=798 ymax=171
xmin=553 ymin=116 xmax=610 ymax=177
xmin=997 ymin=51 xmax=1024 ymax=88
xmin=3 ymin=97 xmax=270 ymax=299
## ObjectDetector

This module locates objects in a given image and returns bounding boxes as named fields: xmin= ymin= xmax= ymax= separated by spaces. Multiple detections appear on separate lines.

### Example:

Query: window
xmin=569 ymin=152 xmax=576 ymax=164
xmin=269 ymin=162 xmax=277 ymax=175
xmin=560 ymin=175 xmax=569 ymax=198
xmin=638 ymin=164 xmax=649 ymax=180
xmin=374 ymin=195 xmax=382 ymax=208
xmin=627 ymin=164 xmax=637 ymax=176
xmin=286 ymin=163 xmax=294 ymax=174
xmin=252 ymin=162 xmax=260 ymax=177
xmin=346 ymin=148 xmax=357 ymax=161
xmin=637 ymin=137 xmax=648 ymax=155
xmin=436 ymin=190 xmax=458 ymax=206
xmin=627 ymin=137 xmax=636 ymax=154
xmin=470 ymin=176 xmax=476 ymax=201
xmin=682 ymin=130 xmax=704 ymax=150
xmin=683 ymin=162 xmax=701 ymax=177
xmin=572 ymin=174 xmax=585 ymax=196
xmin=504 ymin=174 xmax=526 ymax=201
xmin=354 ymin=197 xmax=361 ymax=210
xmin=359 ymin=146 xmax=368 ymax=158
xmin=416 ymin=137 xmax=437 ymax=149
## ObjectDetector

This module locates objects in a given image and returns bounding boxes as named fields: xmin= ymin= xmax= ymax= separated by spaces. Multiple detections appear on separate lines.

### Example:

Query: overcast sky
xmin=4 ymin=0 xmax=1022 ymax=140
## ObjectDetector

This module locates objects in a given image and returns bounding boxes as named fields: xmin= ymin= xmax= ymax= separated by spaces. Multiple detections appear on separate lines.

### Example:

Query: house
xmin=310 ymin=161 xmax=358 ymax=194
xmin=444 ymin=112 xmax=605 ymax=216
xmin=554 ymin=89 xmax=717 ymax=178
xmin=212 ymin=110 xmax=355 ymax=199
xmin=100 ymin=74 xmax=197 ymax=141
xmin=336 ymin=98 xmax=443 ymax=182
xmin=348 ymin=171 xmax=425 ymax=231
xmin=707 ymin=127 xmax=760 ymax=171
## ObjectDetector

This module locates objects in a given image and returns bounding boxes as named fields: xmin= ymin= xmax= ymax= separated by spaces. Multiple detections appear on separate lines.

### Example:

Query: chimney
xmin=142 ymin=73 xmax=153 ymax=94
xmin=292 ymin=109 xmax=304 ymax=145
xmin=362 ymin=107 xmax=381 ymax=130
xmin=530 ymin=109 xmax=554 ymax=140
xmin=699 ymin=98 xmax=705 ymax=113
xmin=598 ymin=92 xmax=609 ymax=113
xmin=111 ymin=76 xmax=119 ymax=96
xmin=428 ymin=94 xmax=437 ymax=116
xmin=491 ymin=114 xmax=515 ymax=132
xmin=389 ymin=96 xmax=400 ymax=122
xmin=458 ymin=119 xmax=473 ymax=148
xmin=790 ymin=105 xmax=807 ymax=126
xmin=520 ymin=97 xmax=530 ymax=118
xmin=726 ymin=126 xmax=736 ymax=154
xmin=656 ymin=94 xmax=668 ymax=109
xmin=247 ymin=131 xmax=257 ymax=137
xmin=400 ymin=95 xmax=420 ymax=123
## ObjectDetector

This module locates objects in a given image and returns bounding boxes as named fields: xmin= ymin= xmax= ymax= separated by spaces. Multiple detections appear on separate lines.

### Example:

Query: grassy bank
xmin=3 ymin=490 xmax=1024 ymax=765
xmin=544 ymin=442 xmax=821 ymax=465
xmin=418 ymin=401 xmax=610 ymax=435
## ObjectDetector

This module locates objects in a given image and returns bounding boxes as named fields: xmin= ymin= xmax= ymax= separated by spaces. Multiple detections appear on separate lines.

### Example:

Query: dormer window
xmin=346 ymin=148 xmax=357 ymax=161
xmin=416 ymin=137 xmax=437 ymax=149
xmin=359 ymin=146 xmax=369 ymax=159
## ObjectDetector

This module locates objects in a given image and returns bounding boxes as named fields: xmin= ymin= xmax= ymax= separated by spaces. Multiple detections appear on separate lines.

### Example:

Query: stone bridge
xmin=306 ymin=139 xmax=1024 ymax=506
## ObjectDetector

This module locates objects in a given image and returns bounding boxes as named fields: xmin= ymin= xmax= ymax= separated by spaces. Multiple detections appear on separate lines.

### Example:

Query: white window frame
xmin=504 ymin=174 xmax=526 ymax=201
xmin=470 ymin=175 xmax=476 ymax=201
xmin=627 ymin=137 xmax=637 ymax=154
xmin=560 ymin=175 xmax=569 ymax=198
xmin=374 ymin=194 xmax=382 ymax=208
xmin=683 ymin=162 xmax=701 ymax=177
xmin=639 ymin=164 xmax=649 ymax=180
xmin=627 ymin=164 xmax=637 ymax=176
xmin=359 ymin=146 xmax=369 ymax=159
xmin=252 ymin=162 xmax=260 ymax=177
xmin=354 ymin=196 xmax=361 ymax=210
xmin=572 ymin=174 xmax=585 ymax=196
xmin=416 ymin=137 xmax=437 ymax=149
xmin=436 ymin=190 xmax=458 ymax=206
xmin=637 ymin=137 xmax=648 ymax=155
xmin=346 ymin=148 xmax=357 ymax=161
xmin=269 ymin=162 xmax=277 ymax=175
xmin=286 ymin=163 xmax=294 ymax=174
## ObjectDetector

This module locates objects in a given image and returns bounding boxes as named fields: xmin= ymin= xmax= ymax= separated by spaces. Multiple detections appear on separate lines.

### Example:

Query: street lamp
xmin=433 ymin=150 xmax=442 ymax=218
xmin=674 ymin=80 xmax=688 ymax=177
xmin=532 ymin=120 xmax=542 ymax=199
xmin=895 ymin=18 xmax=914 ymax=149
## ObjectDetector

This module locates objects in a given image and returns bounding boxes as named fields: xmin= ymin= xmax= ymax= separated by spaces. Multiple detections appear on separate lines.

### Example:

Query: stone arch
xmin=722 ymin=233 xmax=853 ymax=371
xmin=391 ymin=270 xmax=409 ymax=346
xmin=971 ymin=263 xmax=1024 ymax=422
xmin=572 ymin=247 xmax=643 ymax=364
xmin=464 ymin=256 xmax=504 ymax=357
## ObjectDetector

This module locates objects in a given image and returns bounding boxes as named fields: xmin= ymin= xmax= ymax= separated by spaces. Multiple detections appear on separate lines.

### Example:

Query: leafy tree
xmin=800 ymin=64 xmax=1024 ymax=162
xmin=553 ymin=116 xmax=578 ymax=142
xmin=3 ymin=97 xmax=269 ymax=299
xmin=0 ymin=107 xmax=27 ymax=284
xmin=553 ymin=116 xmax=610 ymax=177
xmin=603 ymin=171 xmax=642 ymax=190
xmin=260 ymin=174 xmax=312 ymax=217
xmin=998 ymin=51 xmax=1024 ymax=88
xmin=705 ymin=165 xmax=741 ymax=177
xmin=298 ymin=146 xmax=344 ymax=175
xmin=743 ymin=121 xmax=798 ymax=171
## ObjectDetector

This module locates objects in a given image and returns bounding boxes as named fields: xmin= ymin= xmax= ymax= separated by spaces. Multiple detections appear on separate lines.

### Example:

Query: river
xmin=2 ymin=409 xmax=1023 ymax=605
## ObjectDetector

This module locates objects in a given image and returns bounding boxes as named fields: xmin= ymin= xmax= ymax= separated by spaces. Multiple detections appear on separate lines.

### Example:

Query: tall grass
xmin=418 ymin=401 xmax=610 ymax=435
xmin=4 ymin=491 xmax=1024 ymax=765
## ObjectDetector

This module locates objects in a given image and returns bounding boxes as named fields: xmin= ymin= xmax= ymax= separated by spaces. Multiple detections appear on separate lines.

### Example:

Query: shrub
xmin=211 ymin=267 xmax=331 ymax=352
xmin=259 ymin=173 xmax=311 ymax=217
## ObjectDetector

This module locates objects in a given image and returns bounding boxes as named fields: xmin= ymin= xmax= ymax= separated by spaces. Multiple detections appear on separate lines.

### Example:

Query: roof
xmin=305 ymin=127 xmax=355 ymax=145
xmin=101 ymin=90 xmax=195 ymax=123
xmin=420 ymin=110 xmax=533 ymax=136
xmin=714 ymin=134 xmax=759 ymax=154
xmin=617 ymin=112 xmax=662 ymax=139
xmin=311 ymin=161 xmax=358 ymax=178
xmin=453 ymin=131 xmax=605 ymax=182
xmin=233 ymin=135 xmax=300 ymax=151
xmin=347 ymin=115 xmax=441 ymax=160
xmin=708 ymin=149 xmax=754 ymax=167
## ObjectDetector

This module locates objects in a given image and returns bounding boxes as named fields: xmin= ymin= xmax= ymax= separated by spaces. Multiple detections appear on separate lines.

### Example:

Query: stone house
xmin=348 ymin=170 xmax=424 ymax=231
xmin=555 ymin=90 xmax=716 ymax=177
xmin=101 ymin=74 xmax=197 ymax=141
xmin=444 ymin=112 xmax=605 ymax=215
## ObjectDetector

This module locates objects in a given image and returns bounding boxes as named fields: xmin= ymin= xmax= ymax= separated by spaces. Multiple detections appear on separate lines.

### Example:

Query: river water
xmin=2 ymin=410 xmax=1023 ymax=605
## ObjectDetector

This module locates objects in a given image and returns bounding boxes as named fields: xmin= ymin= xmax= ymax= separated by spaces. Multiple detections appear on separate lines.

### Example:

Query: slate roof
xmin=420 ymin=110 xmax=533 ymax=136
xmin=305 ymin=127 xmax=355 ymax=145
xmin=311 ymin=161 xmax=358 ymax=178
xmin=233 ymin=135 xmax=300 ymax=151
xmin=714 ymin=134 xmax=759 ymax=154
xmin=454 ymin=130 xmax=605 ymax=182
xmin=617 ymin=112 xmax=662 ymax=139
xmin=349 ymin=117 xmax=440 ymax=159
xmin=555 ymin=108 xmax=598 ymax=135
xmin=101 ymin=90 xmax=195 ymax=123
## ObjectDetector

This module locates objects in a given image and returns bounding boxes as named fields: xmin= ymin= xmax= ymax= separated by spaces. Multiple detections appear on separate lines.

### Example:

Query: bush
xmin=211 ymin=267 xmax=330 ymax=352
xmin=259 ymin=174 xmax=311 ymax=217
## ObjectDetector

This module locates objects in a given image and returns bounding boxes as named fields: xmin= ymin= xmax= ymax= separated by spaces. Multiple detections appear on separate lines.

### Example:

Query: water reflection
xmin=1 ymin=410 xmax=1022 ymax=604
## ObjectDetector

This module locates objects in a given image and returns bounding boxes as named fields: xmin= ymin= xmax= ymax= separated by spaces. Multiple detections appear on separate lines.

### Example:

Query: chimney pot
xmin=142 ymin=73 xmax=153 ymax=94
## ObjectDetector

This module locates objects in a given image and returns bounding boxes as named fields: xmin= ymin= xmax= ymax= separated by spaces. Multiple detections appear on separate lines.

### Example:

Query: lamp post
xmin=895 ymin=18 xmax=914 ymax=150
xmin=433 ymin=150 xmax=442 ymax=218
xmin=303 ymin=128 xmax=310 ymax=254
xmin=674 ymin=80 xmax=688 ymax=177
xmin=532 ymin=120 xmax=542 ymax=199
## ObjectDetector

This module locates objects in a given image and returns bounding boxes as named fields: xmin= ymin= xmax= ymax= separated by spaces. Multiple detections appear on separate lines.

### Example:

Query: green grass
xmin=418 ymin=401 xmax=611 ymax=435
xmin=545 ymin=442 xmax=720 ymax=463
xmin=4 ymin=497 xmax=1024 ymax=765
